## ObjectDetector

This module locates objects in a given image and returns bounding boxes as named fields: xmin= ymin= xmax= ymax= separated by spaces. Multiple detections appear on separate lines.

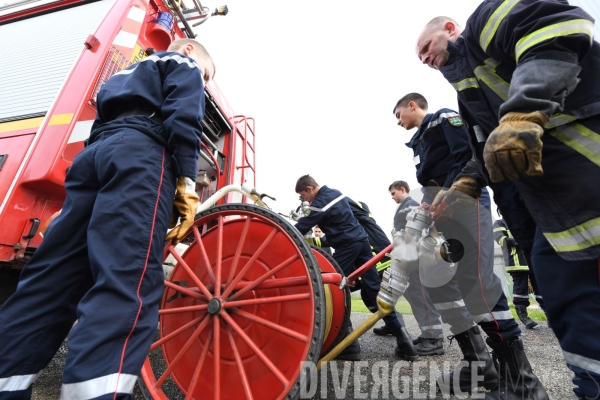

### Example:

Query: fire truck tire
xmin=140 ymin=204 xmax=326 ymax=400
xmin=309 ymin=245 xmax=351 ymax=358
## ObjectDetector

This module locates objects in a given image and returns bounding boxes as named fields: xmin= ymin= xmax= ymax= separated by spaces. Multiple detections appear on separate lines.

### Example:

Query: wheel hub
xmin=207 ymin=298 xmax=221 ymax=315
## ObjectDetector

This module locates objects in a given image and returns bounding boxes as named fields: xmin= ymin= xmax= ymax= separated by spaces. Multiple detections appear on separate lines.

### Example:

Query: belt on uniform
xmin=86 ymin=109 xmax=167 ymax=147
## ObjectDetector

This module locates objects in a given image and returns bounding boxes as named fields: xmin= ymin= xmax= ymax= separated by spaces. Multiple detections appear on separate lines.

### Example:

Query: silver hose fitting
xmin=377 ymin=207 xmax=448 ymax=307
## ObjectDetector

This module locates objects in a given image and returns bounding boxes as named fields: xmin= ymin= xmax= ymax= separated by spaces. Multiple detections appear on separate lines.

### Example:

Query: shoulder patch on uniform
xmin=447 ymin=116 xmax=463 ymax=127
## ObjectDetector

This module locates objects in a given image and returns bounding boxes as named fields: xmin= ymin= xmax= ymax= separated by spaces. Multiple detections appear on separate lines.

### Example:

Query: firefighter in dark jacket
xmin=294 ymin=175 xmax=418 ymax=361
xmin=393 ymin=93 xmax=546 ymax=398
xmin=378 ymin=180 xmax=447 ymax=357
xmin=347 ymin=199 xmax=391 ymax=276
xmin=0 ymin=39 xmax=213 ymax=399
xmin=417 ymin=1 xmax=600 ymax=397
xmin=493 ymin=217 xmax=545 ymax=329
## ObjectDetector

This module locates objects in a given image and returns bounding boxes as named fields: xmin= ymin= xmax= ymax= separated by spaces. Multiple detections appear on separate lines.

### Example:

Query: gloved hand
xmin=165 ymin=176 xmax=199 ymax=245
xmin=505 ymin=237 xmax=517 ymax=248
xmin=483 ymin=111 xmax=549 ymax=182
xmin=432 ymin=176 xmax=480 ymax=208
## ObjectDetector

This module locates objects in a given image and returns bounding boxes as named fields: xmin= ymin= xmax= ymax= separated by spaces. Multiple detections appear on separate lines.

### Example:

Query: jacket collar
xmin=405 ymin=113 xmax=434 ymax=148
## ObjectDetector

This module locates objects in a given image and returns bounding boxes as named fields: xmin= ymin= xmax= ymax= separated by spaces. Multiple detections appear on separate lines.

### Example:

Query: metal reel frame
xmin=140 ymin=204 xmax=326 ymax=400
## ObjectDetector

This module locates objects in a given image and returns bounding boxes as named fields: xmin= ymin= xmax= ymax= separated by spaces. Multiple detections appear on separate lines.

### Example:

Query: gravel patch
xmin=30 ymin=313 xmax=574 ymax=399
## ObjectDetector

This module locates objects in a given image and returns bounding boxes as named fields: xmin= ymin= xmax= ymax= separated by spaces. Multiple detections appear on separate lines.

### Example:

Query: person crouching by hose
xmin=293 ymin=174 xmax=418 ymax=362
xmin=0 ymin=39 xmax=214 ymax=400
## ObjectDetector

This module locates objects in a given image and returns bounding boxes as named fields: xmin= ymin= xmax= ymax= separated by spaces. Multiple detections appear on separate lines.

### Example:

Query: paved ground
xmin=29 ymin=313 xmax=575 ymax=400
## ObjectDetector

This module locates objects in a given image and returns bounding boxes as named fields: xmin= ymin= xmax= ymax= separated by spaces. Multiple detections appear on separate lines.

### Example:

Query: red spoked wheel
xmin=309 ymin=245 xmax=351 ymax=357
xmin=140 ymin=204 xmax=326 ymax=400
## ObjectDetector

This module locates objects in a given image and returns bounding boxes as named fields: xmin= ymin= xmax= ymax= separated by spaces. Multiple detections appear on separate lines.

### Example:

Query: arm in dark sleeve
xmin=454 ymin=158 xmax=488 ymax=194
xmin=485 ymin=0 xmax=593 ymax=117
xmin=294 ymin=211 xmax=326 ymax=236
xmin=160 ymin=55 xmax=206 ymax=179
xmin=441 ymin=118 xmax=475 ymax=189
xmin=493 ymin=220 xmax=508 ymax=247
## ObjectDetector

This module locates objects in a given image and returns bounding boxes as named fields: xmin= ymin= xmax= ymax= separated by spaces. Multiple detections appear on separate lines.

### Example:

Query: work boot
xmin=487 ymin=337 xmax=549 ymax=400
xmin=394 ymin=327 xmax=420 ymax=361
xmin=412 ymin=335 xmax=426 ymax=345
xmin=334 ymin=340 xmax=361 ymax=361
xmin=515 ymin=305 xmax=538 ymax=329
xmin=436 ymin=326 xmax=498 ymax=395
xmin=334 ymin=325 xmax=361 ymax=361
xmin=372 ymin=324 xmax=394 ymax=336
xmin=415 ymin=337 xmax=444 ymax=356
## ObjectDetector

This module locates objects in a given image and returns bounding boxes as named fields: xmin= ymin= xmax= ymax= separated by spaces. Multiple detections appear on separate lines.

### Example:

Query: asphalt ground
xmin=28 ymin=312 xmax=575 ymax=400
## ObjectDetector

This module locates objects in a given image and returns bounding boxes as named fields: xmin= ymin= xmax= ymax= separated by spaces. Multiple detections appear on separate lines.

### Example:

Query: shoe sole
xmin=436 ymin=376 xmax=498 ymax=393
xmin=334 ymin=356 xmax=361 ymax=361
xmin=416 ymin=349 xmax=445 ymax=356
xmin=395 ymin=353 xmax=420 ymax=361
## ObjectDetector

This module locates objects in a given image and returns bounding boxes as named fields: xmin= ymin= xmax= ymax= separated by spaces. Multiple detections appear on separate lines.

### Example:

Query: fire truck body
xmin=0 ymin=0 xmax=255 ymax=268
xmin=0 ymin=3 xmax=348 ymax=399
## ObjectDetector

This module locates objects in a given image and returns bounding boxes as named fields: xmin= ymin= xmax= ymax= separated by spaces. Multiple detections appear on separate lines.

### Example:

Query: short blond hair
xmin=168 ymin=39 xmax=216 ymax=76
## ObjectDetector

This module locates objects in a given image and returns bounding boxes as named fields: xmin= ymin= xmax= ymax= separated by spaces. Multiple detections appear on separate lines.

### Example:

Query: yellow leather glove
xmin=432 ymin=176 xmax=480 ymax=208
xmin=432 ymin=177 xmax=480 ymax=222
xmin=165 ymin=176 xmax=199 ymax=245
xmin=483 ymin=111 xmax=549 ymax=182
xmin=528 ymin=280 xmax=534 ymax=295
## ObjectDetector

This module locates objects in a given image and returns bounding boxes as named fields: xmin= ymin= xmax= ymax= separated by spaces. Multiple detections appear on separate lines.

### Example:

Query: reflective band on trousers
xmin=451 ymin=77 xmax=479 ymax=91
xmin=515 ymin=19 xmax=594 ymax=63
xmin=474 ymin=58 xmax=509 ymax=101
xmin=420 ymin=324 xmax=443 ymax=331
xmin=434 ymin=300 xmax=465 ymax=310
xmin=506 ymin=266 xmax=530 ymax=271
xmin=513 ymin=294 xmax=529 ymax=298
xmin=543 ymin=215 xmax=600 ymax=253
xmin=480 ymin=0 xmax=519 ymax=52
xmin=61 ymin=373 xmax=137 ymax=400
xmin=563 ymin=350 xmax=600 ymax=376
xmin=549 ymin=123 xmax=600 ymax=168
xmin=0 ymin=372 xmax=42 ymax=392
xmin=472 ymin=310 xmax=513 ymax=323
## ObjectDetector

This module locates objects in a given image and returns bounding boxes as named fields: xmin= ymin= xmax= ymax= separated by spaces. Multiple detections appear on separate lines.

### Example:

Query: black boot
xmin=394 ymin=327 xmax=419 ymax=361
xmin=487 ymin=337 xmax=549 ymax=400
xmin=415 ymin=337 xmax=444 ymax=356
xmin=436 ymin=326 xmax=498 ymax=395
xmin=515 ymin=305 xmax=538 ymax=329
xmin=334 ymin=324 xmax=361 ymax=361
xmin=372 ymin=325 xmax=394 ymax=336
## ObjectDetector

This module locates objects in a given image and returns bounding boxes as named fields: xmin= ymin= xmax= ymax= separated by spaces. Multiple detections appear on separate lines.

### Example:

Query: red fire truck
xmin=0 ymin=1 xmax=356 ymax=399
xmin=0 ymin=0 xmax=254 ymax=289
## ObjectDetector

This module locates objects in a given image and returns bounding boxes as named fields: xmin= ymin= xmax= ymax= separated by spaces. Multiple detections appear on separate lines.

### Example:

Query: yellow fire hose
xmin=317 ymin=298 xmax=394 ymax=370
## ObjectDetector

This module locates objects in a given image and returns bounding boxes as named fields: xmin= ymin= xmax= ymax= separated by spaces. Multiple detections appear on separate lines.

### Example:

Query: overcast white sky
xmin=195 ymin=0 xmax=485 ymax=234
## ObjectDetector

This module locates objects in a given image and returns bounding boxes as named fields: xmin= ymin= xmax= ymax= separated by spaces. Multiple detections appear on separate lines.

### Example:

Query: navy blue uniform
xmin=295 ymin=186 xmax=405 ymax=331
xmin=437 ymin=0 xmax=600 ymax=396
xmin=347 ymin=199 xmax=391 ymax=275
xmin=407 ymin=109 xmax=519 ymax=340
xmin=0 ymin=51 xmax=206 ymax=400
xmin=395 ymin=196 xmax=445 ymax=340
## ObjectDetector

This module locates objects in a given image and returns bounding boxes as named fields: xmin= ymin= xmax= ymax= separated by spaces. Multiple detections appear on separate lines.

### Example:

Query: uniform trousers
xmin=334 ymin=239 xmax=405 ymax=330
xmin=0 ymin=126 xmax=175 ymax=400
xmin=424 ymin=201 xmax=521 ymax=341
xmin=509 ymin=270 xmax=545 ymax=311
xmin=531 ymin=229 xmax=600 ymax=399
xmin=404 ymin=270 xmax=444 ymax=339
